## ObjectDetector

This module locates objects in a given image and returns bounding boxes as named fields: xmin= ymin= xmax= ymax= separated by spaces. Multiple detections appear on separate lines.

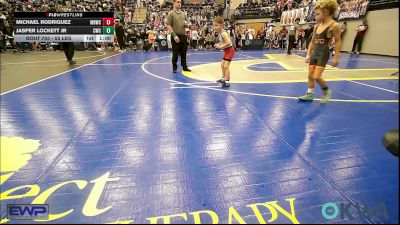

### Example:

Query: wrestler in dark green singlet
xmin=309 ymin=21 xmax=335 ymax=68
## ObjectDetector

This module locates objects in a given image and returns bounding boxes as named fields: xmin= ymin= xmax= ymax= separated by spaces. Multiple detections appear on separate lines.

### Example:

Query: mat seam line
xmin=228 ymin=92 xmax=377 ymax=224
xmin=33 ymin=77 xmax=135 ymax=185
xmin=0 ymin=52 xmax=128 ymax=221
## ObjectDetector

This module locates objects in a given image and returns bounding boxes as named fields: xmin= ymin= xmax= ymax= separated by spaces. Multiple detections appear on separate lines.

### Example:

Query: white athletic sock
xmin=307 ymin=88 xmax=314 ymax=93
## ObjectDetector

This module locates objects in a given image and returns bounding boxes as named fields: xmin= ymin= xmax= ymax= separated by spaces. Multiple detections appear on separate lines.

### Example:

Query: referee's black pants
xmin=62 ymin=42 xmax=75 ymax=61
xmin=117 ymin=35 xmax=125 ymax=50
xmin=287 ymin=35 xmax=295 ymax=54
xmin=352 ymin=35 xmax=364 ymax=53
xmin=172 ymin=34 xmax=188 ymax=71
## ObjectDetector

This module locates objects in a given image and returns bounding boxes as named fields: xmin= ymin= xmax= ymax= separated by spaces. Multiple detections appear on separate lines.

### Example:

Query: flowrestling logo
xmin=321 ymin=201 xmax=389 ymax=222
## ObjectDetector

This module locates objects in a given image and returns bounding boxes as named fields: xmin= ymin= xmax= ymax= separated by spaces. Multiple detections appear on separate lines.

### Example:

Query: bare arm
xmin=331 ymin=23 xmax=342 ymax=66
xmin=167 ymin=24 xmax=174 ymax=34
xmin=306 ymin=26 xmax=316 ymax=57
xmin=166 ymin=13 xmax=179 ymax=43
xmin=166 ymin=12 xmax=174 ymax=34
xmin=219 ymin=32 xmax=232 ymax=49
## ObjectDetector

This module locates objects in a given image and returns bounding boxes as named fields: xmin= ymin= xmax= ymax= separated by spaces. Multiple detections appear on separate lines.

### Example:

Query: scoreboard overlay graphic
xmin=13 ymin=12 xmax=115 ymax=43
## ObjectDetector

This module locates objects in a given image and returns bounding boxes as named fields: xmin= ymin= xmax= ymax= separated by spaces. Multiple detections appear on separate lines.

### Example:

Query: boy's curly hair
xmin=314 ymin=0 xmax=339 ymax=16
xmin=213 ymin=16 xmax=224 ymax=25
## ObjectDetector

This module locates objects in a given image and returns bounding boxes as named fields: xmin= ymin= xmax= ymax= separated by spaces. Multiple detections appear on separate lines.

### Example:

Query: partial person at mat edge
xmin=115 ymin=19 xmax=126 ymax=53
xmin=56 ymin=7 xmax=76 ymax=65
xmin=351 ymin=19 xmax=368 ymax=54
xmin=62 ymin=42 xmax=76 ymax=65
xmin=287 ymin=18 xmax=300 ymax=55
xmin=298 ymin=0 xmax=342 ymax=103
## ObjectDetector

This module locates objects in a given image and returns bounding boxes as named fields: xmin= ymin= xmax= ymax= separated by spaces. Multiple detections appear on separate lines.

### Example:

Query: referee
xmin=167 ymin=0 xmax=191 ymax=73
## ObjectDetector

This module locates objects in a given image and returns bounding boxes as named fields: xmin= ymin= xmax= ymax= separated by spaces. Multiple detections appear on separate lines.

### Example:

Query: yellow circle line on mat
xmin=182 ymin=71 xmax=398 ymax=84
xmin=141 ymin=53 xmax=398 ymax=103
xmin=243 ymin=67 xmax=399 ymax=73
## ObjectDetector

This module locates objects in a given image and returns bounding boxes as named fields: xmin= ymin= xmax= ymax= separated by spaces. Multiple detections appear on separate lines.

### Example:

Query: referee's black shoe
xmin=68 ymin=60 xmax=76 ymax=65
